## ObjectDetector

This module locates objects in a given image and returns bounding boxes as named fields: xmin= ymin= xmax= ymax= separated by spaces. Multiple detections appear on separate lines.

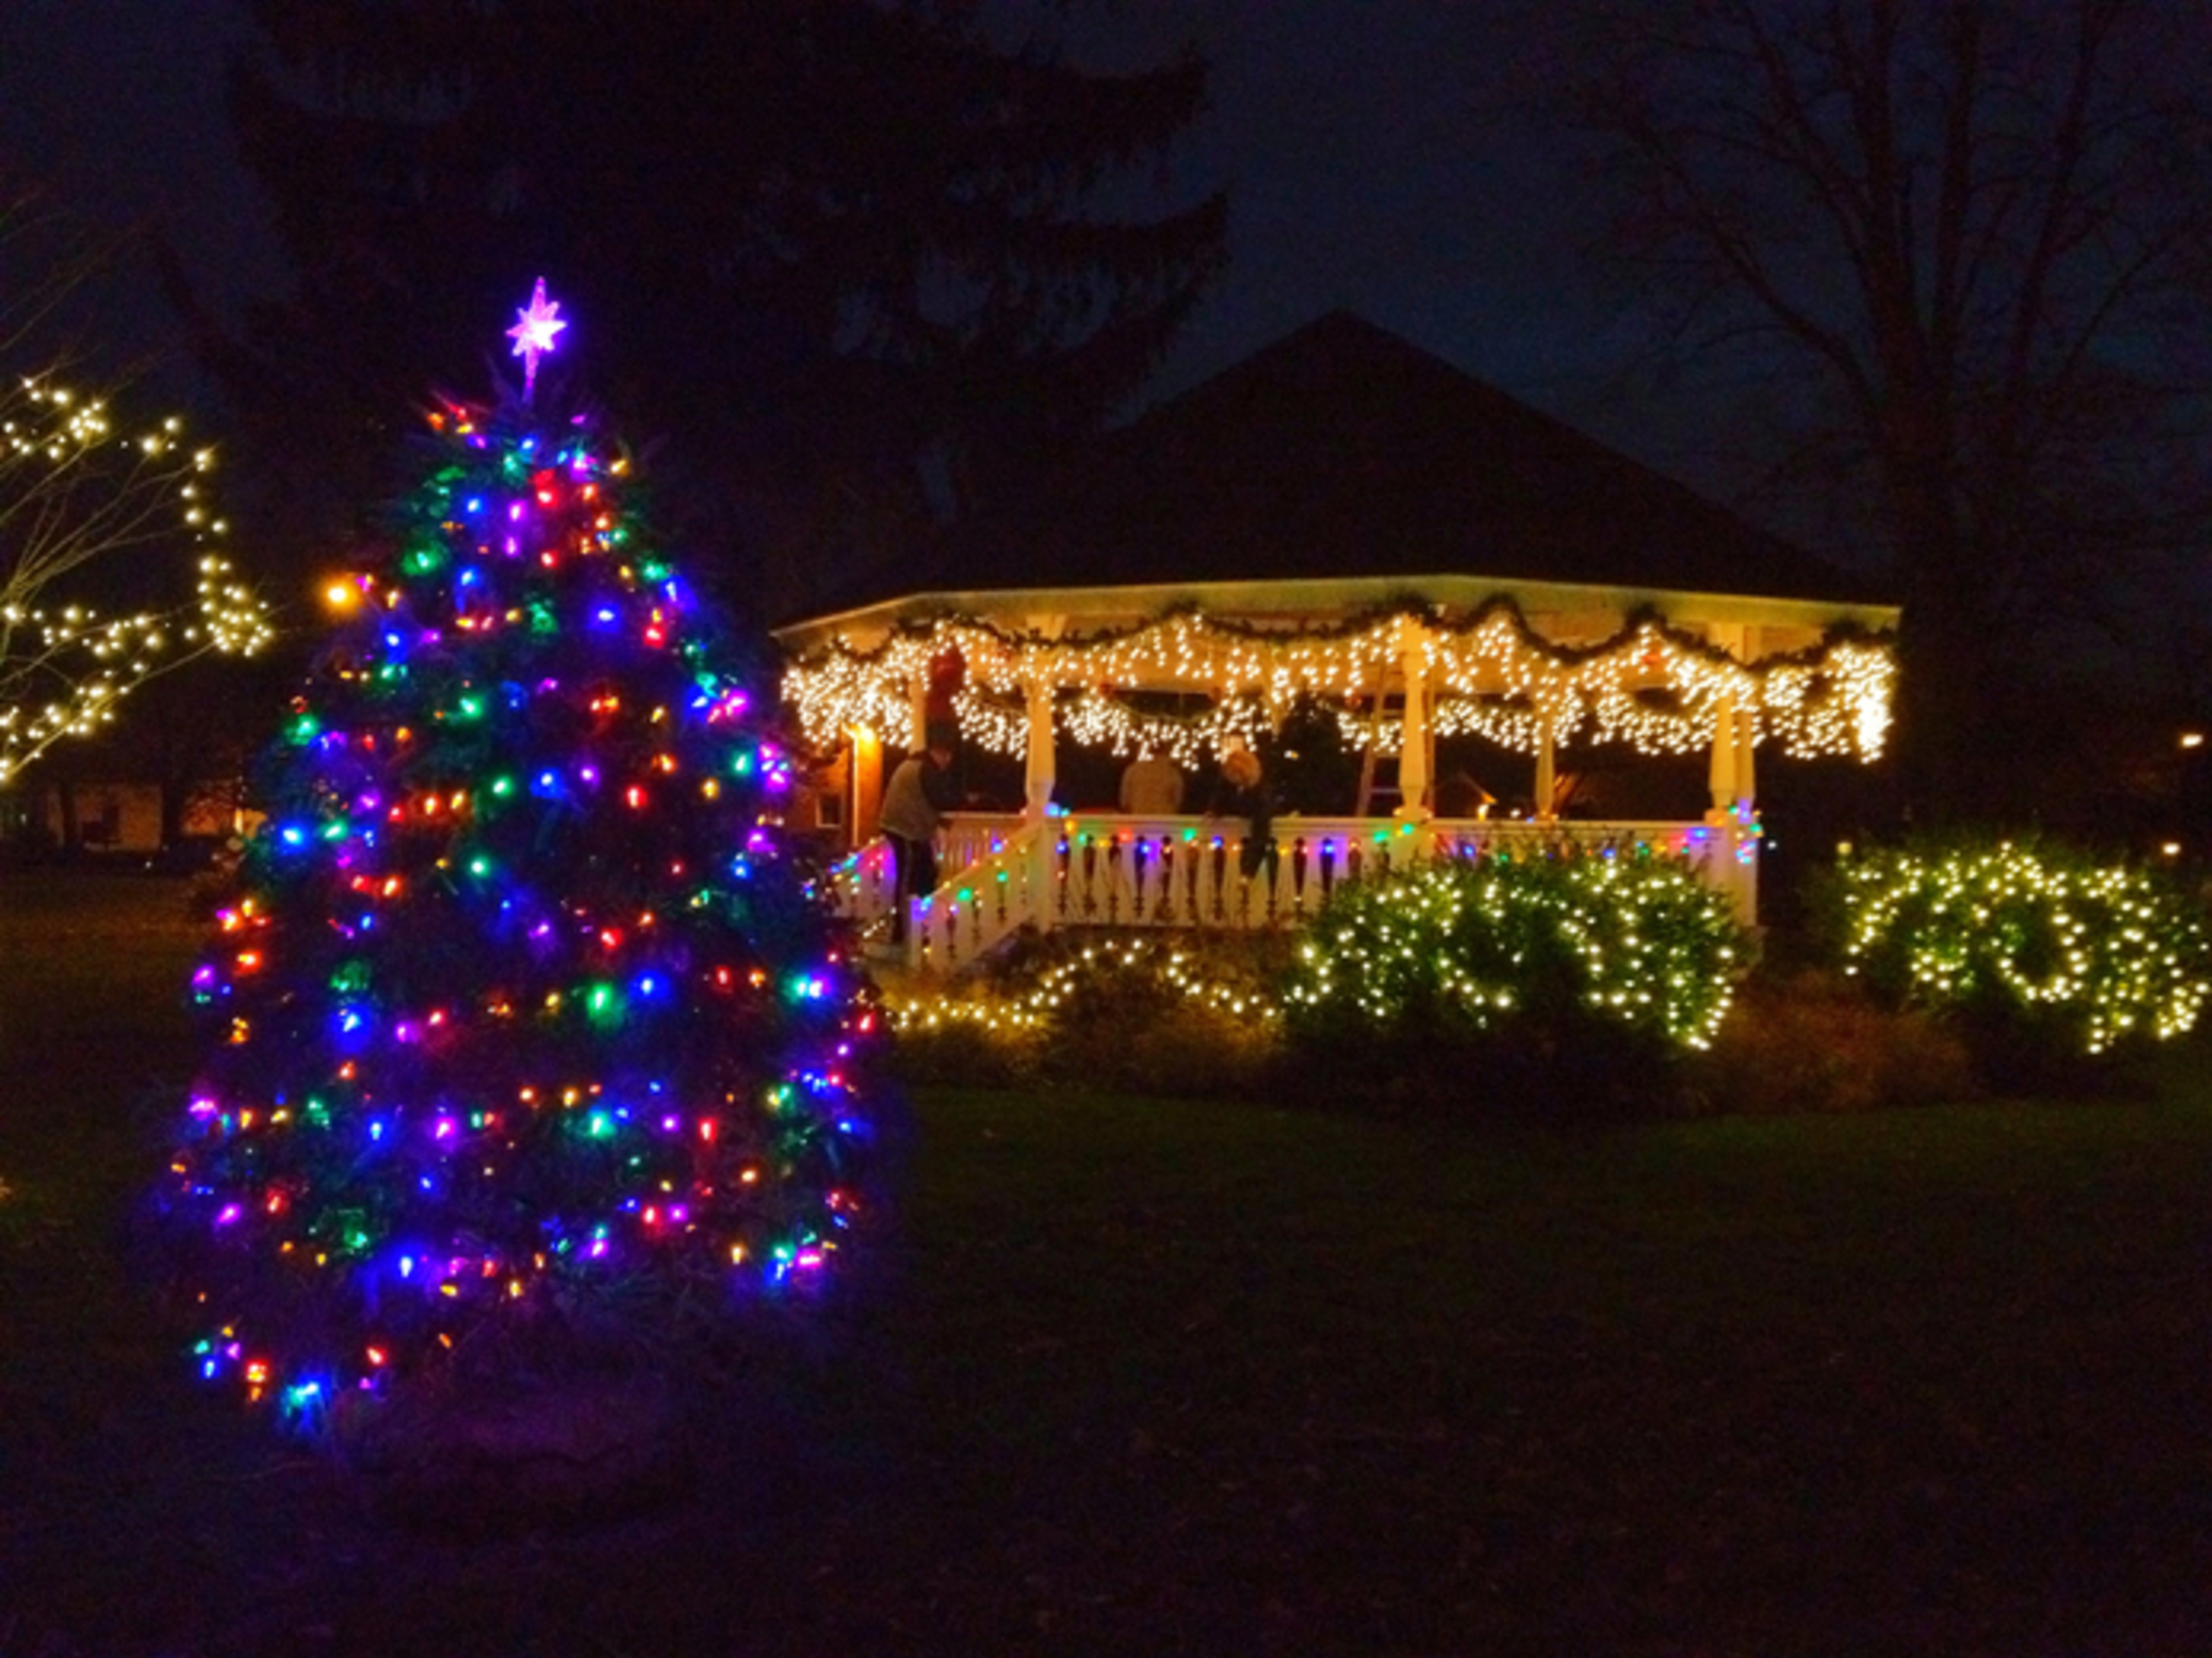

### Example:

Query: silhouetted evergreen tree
xmin=184 ymin=0 xmax=1223 ymax=622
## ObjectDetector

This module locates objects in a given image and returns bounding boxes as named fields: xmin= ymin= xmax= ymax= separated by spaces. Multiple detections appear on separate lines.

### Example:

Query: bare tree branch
xmin=0 ymin=198 xmax=271 ymax=785
xmin=1569 ymin=0 xmax=2212 ymax=817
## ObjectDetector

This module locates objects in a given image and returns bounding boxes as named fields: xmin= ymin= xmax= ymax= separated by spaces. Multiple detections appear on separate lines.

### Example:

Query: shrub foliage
xmin=1278 ymin=851 xmax=1744 ymax=1114
xmin=1821 ymin=839 xmax=2212 ymax=1076
xmin=1682 ymin=967 xmax=1981 ymax=1115
xmin=888 ymin=932 xmax=1283 ymax=1097
xmin=1284 ymin=852 xmax=1742 ymax=1047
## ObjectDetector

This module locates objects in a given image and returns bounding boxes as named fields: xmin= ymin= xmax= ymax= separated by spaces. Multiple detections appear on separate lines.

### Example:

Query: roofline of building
xmin=773 ymin=571 xmax=1901 ymax=655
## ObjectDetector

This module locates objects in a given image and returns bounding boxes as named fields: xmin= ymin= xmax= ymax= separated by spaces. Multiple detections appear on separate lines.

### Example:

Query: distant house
xmin=776 ymin=312 xmax=1899 ymax=970
xmin=1 ymin=771 xmax=252 ymax=857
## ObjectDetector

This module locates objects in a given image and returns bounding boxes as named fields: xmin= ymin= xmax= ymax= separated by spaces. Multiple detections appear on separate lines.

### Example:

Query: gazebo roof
xmin=895 ymin=309 xmax=1890 ymax=610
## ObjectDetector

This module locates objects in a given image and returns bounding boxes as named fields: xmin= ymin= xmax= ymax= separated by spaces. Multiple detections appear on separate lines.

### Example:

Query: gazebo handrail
xmin=834 ymin=810 xmax=1758 ymax=975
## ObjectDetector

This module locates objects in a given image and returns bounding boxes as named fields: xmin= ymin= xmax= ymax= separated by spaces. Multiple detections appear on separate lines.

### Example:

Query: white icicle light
xmin=782 ymin=605 xmax=1895 ymax=765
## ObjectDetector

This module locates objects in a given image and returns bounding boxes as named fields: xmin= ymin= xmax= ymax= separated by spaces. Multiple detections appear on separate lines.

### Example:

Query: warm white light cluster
xmin=1837 ymin=842 xmax=2212 ymax=1054
xmin=886 ymin=936 xmax=1281 ymax=1036
xmin=942 ymin=681 xmax=1273 ymax=768
xmin=0 ymin=378 xmax=271 ymax=783
xmin=1055 ymin=685 xmax=1270 ymax=768
xmin=1333 ymin=616 xmax=1898 ymax=758
xmin=1282 ymin=852 xmax=1741 ymax=1050
xmin=1759 ymin=640 xmax=1895 ymax=758
xmin=783 ymin=606 xmax=1894 ymax=766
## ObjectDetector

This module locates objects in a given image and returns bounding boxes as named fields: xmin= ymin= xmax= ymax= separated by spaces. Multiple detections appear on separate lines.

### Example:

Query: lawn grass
xmin=4 ymin=873 xmax=2211 ymax=1653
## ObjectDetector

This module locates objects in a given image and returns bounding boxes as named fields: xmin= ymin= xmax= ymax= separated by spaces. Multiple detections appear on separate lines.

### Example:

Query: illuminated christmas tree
xmin=160 ymin=284 xmax=879 ymax=1424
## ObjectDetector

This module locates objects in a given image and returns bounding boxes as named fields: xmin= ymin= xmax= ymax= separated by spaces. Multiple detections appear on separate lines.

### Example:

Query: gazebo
xmin=775 ymin=314 xmax=1899 ymax=972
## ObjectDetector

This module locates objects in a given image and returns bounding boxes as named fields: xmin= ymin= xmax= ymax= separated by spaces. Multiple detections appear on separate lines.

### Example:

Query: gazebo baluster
xmin=848 ymin=811 xmax=1773 ymax=971
xmin=1166 ymin=835 xmax=1192 ymax=927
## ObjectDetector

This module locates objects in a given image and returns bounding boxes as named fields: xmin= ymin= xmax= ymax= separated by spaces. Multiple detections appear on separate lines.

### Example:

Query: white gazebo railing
xmin=828 ymin=809 xmax=1759 ymax=976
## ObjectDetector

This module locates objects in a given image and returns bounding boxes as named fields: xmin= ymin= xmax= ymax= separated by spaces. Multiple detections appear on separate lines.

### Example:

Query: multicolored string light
xmin=162 ymin=298 xmax=874 ymax=1420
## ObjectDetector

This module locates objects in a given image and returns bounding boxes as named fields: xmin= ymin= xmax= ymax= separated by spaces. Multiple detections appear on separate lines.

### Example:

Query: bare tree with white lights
xmin=0 ymin=192 xmax=268 ymax=785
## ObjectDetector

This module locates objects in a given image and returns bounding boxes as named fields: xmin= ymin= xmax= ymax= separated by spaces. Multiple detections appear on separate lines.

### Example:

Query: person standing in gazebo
xmin=1118 ymin=746 xmax=1185 ymax=816
xmin=878 ymin=722 xmax=959 ymax=941
xmin=1207 ymin=746 xmax=1279 ymax=883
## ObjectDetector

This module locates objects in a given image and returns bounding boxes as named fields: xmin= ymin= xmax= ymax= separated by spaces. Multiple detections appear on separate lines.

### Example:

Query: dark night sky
xmin=0 ymin=2 xmax=1745 ymax=524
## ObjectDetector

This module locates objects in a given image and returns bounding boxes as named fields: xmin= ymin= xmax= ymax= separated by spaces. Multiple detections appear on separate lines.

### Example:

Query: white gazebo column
xmin=1021 ymin=673 xmax=1060 ymax=940
xmin=1707 ymin=691 xmax=1741 ymax=812
xmin=1393 ymin=616 xmax=1434 ymax=869
xmin=1735 ymin=701 xmax=1758 ymax=812
xmin=1534 ymin=715 xmax=1558 ymax=823
xmin=1023 ymin=675 xmax=1057 ymax=823
xmin=1702 ymin=624 xmax=1758 ymax=928
xmin=899 ymin=674 xmax=931 ymax=970
xmin=847 ymin=722 xmax=884 ymax=854
xmin=908 ymin=677 xmax=930 ymax=755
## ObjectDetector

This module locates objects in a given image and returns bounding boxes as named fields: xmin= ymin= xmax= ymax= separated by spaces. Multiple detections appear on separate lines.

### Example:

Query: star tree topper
xmin=507 ymin=277 xmax=568 ymax=399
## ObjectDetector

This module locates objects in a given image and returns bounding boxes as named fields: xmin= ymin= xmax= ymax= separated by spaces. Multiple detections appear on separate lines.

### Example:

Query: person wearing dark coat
xmin=1207 ymin=746 xmax=1279 ymax=882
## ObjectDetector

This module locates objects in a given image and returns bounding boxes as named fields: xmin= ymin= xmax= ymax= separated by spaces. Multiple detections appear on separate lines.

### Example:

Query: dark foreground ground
xmin=4 ymin=872 xmax=2211 ymax=1655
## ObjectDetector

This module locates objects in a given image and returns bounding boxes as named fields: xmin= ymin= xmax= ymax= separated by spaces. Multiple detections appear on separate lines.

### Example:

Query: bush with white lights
xmin=1279 ymin=851 xmax=1743 ymax=1112
xmin=888 ymin=933 xmax=1284 ymax=1096
xmin=1824 ymin=839 xmax=2212 ymax=1070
